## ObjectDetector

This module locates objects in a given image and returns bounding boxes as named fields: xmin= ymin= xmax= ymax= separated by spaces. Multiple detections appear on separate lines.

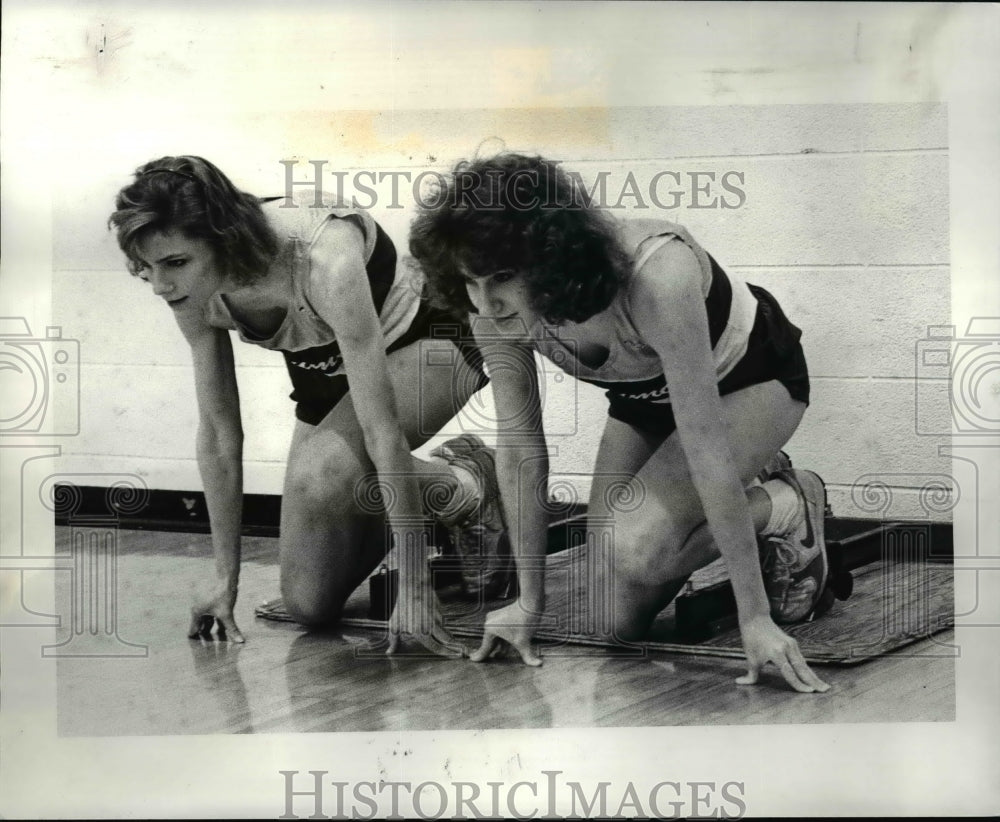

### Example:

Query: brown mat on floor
xmin=337 ymin=545 xmax=955 ymax=666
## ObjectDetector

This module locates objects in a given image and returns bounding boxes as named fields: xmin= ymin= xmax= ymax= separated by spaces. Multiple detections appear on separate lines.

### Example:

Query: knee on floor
xmin=280 ymin=576 xmax=347 ymax=629
xmin=605 ymin=575 xmax=661 ymax=644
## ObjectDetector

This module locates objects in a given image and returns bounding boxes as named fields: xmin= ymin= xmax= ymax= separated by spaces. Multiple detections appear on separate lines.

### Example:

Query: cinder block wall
xmin=52 ymin=104 xmax=951 ymax=520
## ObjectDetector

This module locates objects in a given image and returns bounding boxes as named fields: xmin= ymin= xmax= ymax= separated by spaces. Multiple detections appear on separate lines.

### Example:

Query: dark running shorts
xmin=606 ymin=284 xmax=810 ymax=437
xmin=285 ymin=299 xmax=485 ymax=427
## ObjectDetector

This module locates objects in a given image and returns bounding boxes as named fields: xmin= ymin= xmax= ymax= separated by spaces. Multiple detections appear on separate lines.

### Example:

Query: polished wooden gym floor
xmin=52 ymin=528 xmax=955 ymax=736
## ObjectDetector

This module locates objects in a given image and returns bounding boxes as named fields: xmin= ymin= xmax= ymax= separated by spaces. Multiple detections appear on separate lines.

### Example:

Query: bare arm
xmin=487 ymin=333 xmax=549 ymax=609
xmin=307 ymin=220 xmax=417 ymax=523
xmin=630 ymin=242 xmax=769 ymax=621
xmin=469 ymin=325 xmax=549 ymax=665
xmin=630 ymin=239 xmax=826 ymax=691
xmin=175 ymin=310 xmax=245 ymax=641
xmin=632 ymin=242 xmax=769 ymax=620
xmin=306 ymin=218 xmax=460 ymax=656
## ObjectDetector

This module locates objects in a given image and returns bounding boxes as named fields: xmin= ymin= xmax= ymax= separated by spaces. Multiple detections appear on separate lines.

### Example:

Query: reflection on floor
xmin=50 ymin=528 xmax=955 ymax=736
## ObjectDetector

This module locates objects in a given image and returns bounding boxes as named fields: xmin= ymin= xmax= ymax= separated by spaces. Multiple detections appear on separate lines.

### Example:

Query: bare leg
xmin=586 ymin=380 xmax=805 ymax=641
xmin=278 ymin=338 xmax=487 ymax=626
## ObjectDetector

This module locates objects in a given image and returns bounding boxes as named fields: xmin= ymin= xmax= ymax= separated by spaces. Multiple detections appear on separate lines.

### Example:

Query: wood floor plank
xmin=52 ymin=527 xmax=955 ymax=735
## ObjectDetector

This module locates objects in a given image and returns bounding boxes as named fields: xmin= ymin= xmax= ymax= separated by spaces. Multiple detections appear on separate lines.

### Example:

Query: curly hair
xmin=409 ymin=153 xmax=631 ymax=324
xmin=108 ymin=155 xmax=278 ymax=285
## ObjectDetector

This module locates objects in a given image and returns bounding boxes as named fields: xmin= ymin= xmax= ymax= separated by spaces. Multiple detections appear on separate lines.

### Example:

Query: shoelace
xmin=761 ymin=535 xmax=800 ymax=574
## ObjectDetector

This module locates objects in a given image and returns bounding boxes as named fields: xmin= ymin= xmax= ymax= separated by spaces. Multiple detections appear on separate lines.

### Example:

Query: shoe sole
xmin=254 ymin=598 xmax=297 ymax=623
xmin=772 ymin=468 xmax=830 ymax=623
xmin=433 ymin=435 xmax=513 ymax=600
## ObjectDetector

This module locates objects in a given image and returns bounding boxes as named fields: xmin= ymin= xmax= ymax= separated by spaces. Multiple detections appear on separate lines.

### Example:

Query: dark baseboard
xmin=54 ymin=484 xmax=284 ymax=537
xmin=53 ymin=485 xmax=953 ymax=561
xmin=52 ymin=485 xmax=585 ymax=543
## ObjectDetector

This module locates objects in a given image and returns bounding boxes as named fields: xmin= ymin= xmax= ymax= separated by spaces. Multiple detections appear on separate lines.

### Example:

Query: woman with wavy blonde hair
xmin=111 ymin=155 xmax=503 ymax=654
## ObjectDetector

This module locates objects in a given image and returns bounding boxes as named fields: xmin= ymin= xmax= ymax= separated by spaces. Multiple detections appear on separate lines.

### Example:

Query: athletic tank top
xmin=204 ymin=194 xmax=422 ymax=373
xmin=532 ymin=219 xmax=758 ymax=404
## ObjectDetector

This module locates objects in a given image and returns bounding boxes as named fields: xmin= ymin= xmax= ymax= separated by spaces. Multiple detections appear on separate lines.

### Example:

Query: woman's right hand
xmin=736 ymin=614 xmax=828 ymax=693
xmin=188 ymin=580 xmax=245 ymax=643
xmin=387 ymin=576 xmax=466 ymax=658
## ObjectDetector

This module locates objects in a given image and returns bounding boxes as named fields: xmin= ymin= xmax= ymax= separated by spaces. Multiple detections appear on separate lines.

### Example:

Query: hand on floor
xmin=736 ymin=614 xmax=829 ymax=693
xmin=387 ymin=580 xmax=466 ymax=659
xmin=470 ymin=601 xmax=543 ymax=667
xmin=188 ymin=583 xmax=245 ymax=643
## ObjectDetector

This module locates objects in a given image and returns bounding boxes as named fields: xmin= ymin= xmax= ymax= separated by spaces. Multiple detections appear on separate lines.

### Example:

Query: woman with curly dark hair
xmin=410 ymin=152 xmax=838 ymax=692
xmin=109 ymin=155 xmax=505 ymax=654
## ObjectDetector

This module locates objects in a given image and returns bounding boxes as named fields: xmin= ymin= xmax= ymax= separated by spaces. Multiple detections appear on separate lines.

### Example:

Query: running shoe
xmin=759 ymin=468 xmax=830 ymax=623
xmin=429 ymin=434 xmax=515 ymax=601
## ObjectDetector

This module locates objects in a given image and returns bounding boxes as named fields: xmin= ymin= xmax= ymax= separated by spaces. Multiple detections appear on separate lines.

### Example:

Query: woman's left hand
xmin=470 ymin=601 xmax=543 ymax=667
xmin=736 ymin=614 xmax=830 ymax=692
